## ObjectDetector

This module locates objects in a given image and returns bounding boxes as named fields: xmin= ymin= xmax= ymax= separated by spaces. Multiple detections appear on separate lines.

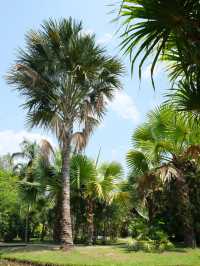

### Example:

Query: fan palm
xmin=168 ymin=76 xmax=200 ymax=119
xmin=12 ymin=139 xmax=54 ymax=242
xmin=70 ymin=154 xmax=123 ymax=245
xmin=119 ymin=1 xmax=200 ymax=115
xmin=119 ymin=0 xmax=200 ymax=84
xmin=127 ymin=105 xmax=200 ymax=247
xmin=7 ymin=18 xmax=123 ymax=248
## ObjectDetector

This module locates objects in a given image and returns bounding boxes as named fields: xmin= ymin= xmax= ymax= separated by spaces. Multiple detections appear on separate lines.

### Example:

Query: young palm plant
xmin=7 ymin=18 xmax=123 ymax=248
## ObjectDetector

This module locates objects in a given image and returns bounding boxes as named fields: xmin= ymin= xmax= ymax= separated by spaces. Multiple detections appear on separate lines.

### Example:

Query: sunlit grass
xmin=1 ymin=245 xmax=200 ymax=266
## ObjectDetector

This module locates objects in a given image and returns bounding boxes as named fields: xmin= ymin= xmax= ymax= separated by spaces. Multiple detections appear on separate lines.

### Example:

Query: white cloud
xmin=97 ymin=33 xmax=113 ymax=45
xmin=80 ymin=28 xmax=94 ymax=36
xmin=0 ymin=130 xmax=54 ymax=155
xmin=109 ymin=91 xmax=140 ymax=123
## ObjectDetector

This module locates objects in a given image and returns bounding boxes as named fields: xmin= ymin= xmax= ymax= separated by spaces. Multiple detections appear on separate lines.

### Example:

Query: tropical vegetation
xmin=1 ymin=2 xmax=200 ymax=266
xmin=6 ymin=17 xmax=123 ymax=248
xmin=119 ymin=0 xmax=200 ymax=116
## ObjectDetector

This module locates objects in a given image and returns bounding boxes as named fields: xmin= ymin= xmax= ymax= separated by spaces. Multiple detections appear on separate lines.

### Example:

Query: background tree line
xmin=1 ymin=0 xmax=200 ymax=251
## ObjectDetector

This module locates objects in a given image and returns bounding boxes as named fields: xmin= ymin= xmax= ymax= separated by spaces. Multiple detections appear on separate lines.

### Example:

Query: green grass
xmin=1 ymin=245 xmax=200 ymax=266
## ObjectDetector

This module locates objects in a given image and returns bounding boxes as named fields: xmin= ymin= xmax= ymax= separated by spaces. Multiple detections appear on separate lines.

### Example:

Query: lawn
xmin=1 ymin=245 xmax=200 ymax=266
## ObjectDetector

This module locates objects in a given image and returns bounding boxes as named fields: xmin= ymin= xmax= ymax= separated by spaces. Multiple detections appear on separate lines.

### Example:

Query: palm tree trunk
xmin=86 ymin=198 xmax=94 ymax=245
xmin=40 ymin=223 xmax=47 ymax=242
xmin=53 ymin=191 xmax=62 ymax=243
xmin=146 ymin=197 xmax=154 ymax=224
xmin=103 ymin=222 xmax=107 ymax=244
xmin=25 ymin=204 xmax=30 ymax=243
xmin=60 ymin=137 xmax=73 ymax=249
xmin=180 ymin=181 xmax=196 ymax=248
xmin=184 ymin=226 xmax=196 ymax=248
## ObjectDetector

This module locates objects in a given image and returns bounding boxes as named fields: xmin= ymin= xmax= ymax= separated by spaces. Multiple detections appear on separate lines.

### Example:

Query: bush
xmin=128 ymin=239 xmax=174 ymax=253
xmin=128 ymin=218 xmax=174 ymax=252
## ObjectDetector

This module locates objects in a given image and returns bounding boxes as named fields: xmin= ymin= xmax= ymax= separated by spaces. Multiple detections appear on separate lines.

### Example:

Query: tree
xmin=12 ymin=140 xmax=40 ymax=242
xmin=7 ymin=18 xmax=123 ymax=248
xmin=12 ymin=139 xmax=54 ymax=242
xmin=0 ymin=169 xmax=20 ymax=242
xmin=119 ymin=0 xmax=200 ymax=83
xmin=118 ymin=1 xmax=200 ymax=116
xmin=127 ymin=105 xmax=200 ymax=247
xmin=70 ymin=154 xmax=123 ymax=245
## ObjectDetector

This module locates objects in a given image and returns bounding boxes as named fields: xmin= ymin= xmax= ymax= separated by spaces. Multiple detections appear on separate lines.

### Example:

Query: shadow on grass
xmin=111 ymin=243 xmax=187 ymax=254
xmin=0 ymin=244 xmax=60 ymax=257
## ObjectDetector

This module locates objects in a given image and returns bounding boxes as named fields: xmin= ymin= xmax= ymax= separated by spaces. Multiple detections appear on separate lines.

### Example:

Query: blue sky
xmin=0 ymin=0 xmax=170 ymax=172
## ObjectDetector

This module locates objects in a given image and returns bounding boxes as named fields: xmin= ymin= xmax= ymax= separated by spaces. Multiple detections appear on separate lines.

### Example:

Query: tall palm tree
xmin=127 ymin=105 xmax=200 ymax=247
xmin=70 ymin=154 xmax=123 ymax=245
xmin=7 ymin=18 xmax=123 ymax=248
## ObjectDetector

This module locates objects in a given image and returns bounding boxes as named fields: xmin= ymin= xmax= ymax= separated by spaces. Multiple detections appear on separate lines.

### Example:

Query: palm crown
xmin=119 ymin=0 xmax=200 ymax=117
xmin=7 ymin=18 xmax=123 ymax=149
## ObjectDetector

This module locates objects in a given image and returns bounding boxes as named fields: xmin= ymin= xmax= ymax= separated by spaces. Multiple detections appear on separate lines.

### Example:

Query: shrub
xmin=128 ymin=218 xmax=174 ymax=252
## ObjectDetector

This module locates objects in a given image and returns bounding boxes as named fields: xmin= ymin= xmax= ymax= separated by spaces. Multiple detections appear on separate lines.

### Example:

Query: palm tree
xmin=168 ymin=76 xmax=200 ymax=119
xmin=119 ymin=0 xmax=200 ymax=86
xmin=70 ymin=154 xmax=123 ymax=245
xmin=118 ymin=0 xmax=200 ymax=119
xmin=127 ymin=105 xmax=200 ymax=247
xmin=12 ymin=139 xmax=54 ymax=242
xmin=7 ymin=18 xmax=123 ymax=248
xmin=12 ymin=140 xmax=40 ymax=243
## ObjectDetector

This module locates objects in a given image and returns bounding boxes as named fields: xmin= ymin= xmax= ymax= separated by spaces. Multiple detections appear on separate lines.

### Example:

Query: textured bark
xmin=179 ymin=180 xmax=196 ymax=248
xmin=146 ymin=197 xmax=154 ymax=223
xmin=172 ymin=158 xmax=196 ymax=247
xmin=60 ymin=137 xmax=73 ymax=249
xmin=86 ymin=199 xmax=94 ymax=245
xmin=53 ymin=192 xmax=62 ymax=243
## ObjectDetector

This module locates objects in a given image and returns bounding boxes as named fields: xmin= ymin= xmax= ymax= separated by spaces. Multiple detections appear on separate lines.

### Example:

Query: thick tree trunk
xmin=60 ymin=138 xmax=73 ymax=249
xmin=146 ymin=197 xmax=154 ymax=224
xmin=86 ymin=199 xmax=94 ymax=245
xmin=53 ymin=192 xmax=62 ymax=243
xmin=180 ymin=181 xmax=196 ymax=248
xmin=175 ymin=173 xmax=196 ymax=248
xmin=184 ymin=227 xmax=196 ymax=248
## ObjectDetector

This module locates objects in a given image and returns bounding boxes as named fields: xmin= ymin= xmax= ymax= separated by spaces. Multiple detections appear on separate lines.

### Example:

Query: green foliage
xmin=129 ymin=239 xmax=174 ymax=253
xmin=118 ymin=0 xmax=200 ymax=115
xmin=0 ymin=169 xmax=22 ymax=241
xmin=7 ymin=18 xmax=124 ymax=147
xmin=128 ymin=218 xmax=174 ymax=252
xmin=127 ymin=105 xmax=200 ymax=247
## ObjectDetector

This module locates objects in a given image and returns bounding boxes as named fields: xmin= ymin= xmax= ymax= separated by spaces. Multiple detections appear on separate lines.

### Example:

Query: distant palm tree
xmin=12 ymin=139 xmax=54 ymax=243
xmin=70 ymin=154 xmax=123 ymax=245
xmin=7 ymin=18 xmax=123 ymax=248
